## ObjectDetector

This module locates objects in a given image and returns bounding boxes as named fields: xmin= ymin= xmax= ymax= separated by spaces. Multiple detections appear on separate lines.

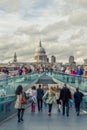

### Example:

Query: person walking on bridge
xmin=15 ymin=85 xmax=27 ymax=122
xmin=37 ymin=84 xmax=44 ymax=112
xmin=74 ymin=88 xmax=84 ymax=116
xmin=59 ymin=84 xmax=71 ymax=117
xmin=43 ymin=86 xmax=55 ymax=116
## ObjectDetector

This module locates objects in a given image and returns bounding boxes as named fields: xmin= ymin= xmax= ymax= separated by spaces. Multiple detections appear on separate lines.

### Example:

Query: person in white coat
xmin=15 ymin=85 xmax=26 ymax=122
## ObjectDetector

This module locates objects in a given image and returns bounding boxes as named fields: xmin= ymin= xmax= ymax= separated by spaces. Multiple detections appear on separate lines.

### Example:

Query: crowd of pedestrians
xmin=64 ymin=66 xmax=84 ymax=76
xmin=15 ymin=83 xmax=84 ymax=123
xmin=0 ymin=64 xmax=86 ymax=79
xmin=17 ymin=65 xmax=54 ymax=76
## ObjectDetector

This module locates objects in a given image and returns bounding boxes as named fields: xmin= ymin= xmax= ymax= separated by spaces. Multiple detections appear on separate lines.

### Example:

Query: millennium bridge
xmin=0 ymin=71 xmax=87 ymax=130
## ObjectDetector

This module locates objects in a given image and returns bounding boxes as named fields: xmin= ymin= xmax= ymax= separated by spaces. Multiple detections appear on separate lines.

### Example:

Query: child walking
xmin=30 ymin=86 xmax=37 ymax=112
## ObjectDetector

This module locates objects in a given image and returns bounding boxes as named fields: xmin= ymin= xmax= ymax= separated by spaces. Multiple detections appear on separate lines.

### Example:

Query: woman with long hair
xmin=15 ymin=85 xmax=26 ymax=122
xmin=43 ymin=86 xmax=55 ymax=116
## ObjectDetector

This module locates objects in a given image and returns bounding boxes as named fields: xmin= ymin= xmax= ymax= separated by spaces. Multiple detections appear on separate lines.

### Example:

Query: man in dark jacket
xmin=60 ymin=83 xmax=71 ymax=116
xmin=37 ymin=84 xmax=44 ymax=112
xmin=74 ymin=88 xmax=84 ymax=116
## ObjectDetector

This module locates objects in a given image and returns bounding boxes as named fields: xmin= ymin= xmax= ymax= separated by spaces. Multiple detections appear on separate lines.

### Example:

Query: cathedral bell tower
xmin=13 ymin=52 xmax=17 ymax=62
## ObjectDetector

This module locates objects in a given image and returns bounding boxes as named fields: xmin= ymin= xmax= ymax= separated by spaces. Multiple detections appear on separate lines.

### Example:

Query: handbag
xmin=43 ymin=93 xmax=48 ymax=101
xmin=21 ymin=96 xmax=27 ymax=104
xmin=69 ymin=92 xmax=72 ymax=99
xmin=56 ymin=99 xmax=61 ymax=105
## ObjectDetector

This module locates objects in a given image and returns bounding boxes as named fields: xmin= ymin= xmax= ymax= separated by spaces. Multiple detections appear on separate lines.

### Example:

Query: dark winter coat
xmin=74 ymin=91 xmax=84 ymax=103
xmin=37 ymin=88 xmax=44 ymax=100
xmin=60 ymin=87 xmax=71 ymax=102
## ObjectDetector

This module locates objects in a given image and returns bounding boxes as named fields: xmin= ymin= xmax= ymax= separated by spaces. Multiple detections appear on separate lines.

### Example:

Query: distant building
xmin=51 ymin=55 xmax=56 ymax=64
xmin=47 ymin=58 xmax=49 ymax=63
xmin=69 ymin=55 xmax=76 ymax=68
xmin=56 ymin=62 xmax=63 ymax=71
xmin=69 ymin=56 xmax=74 ymax=65
xmin=34 ymin=41 xmax=48 ymax=63
xmin=84 ymin=58 xmax=87 ymax=65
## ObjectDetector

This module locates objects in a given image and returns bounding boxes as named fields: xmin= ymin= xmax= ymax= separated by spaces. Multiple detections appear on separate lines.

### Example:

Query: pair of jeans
xmin=75 ymin=102 xmax=80 ymax=114
xmin=37 ymin=99 xmax=43 ymax=111
xmin=62 ymin=101 xmax=69 ymax=116
xmin=48 ymin=104 xmax=52 ymax=113
xmin=18 ymin=109 xmax=24 ymax=121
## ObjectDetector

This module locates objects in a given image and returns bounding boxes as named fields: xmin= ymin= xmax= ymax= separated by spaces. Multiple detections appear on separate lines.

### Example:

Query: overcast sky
xmin=0 ymin=0 xmax=87 ymax=64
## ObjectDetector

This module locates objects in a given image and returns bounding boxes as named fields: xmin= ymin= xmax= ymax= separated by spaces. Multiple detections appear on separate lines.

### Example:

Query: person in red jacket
xmin=70 ymin=68 xmax=76 ymax=83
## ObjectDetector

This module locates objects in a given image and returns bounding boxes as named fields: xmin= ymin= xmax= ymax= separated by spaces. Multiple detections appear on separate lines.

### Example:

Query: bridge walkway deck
xmin=0 ymin=104 xmax=87 ymax=130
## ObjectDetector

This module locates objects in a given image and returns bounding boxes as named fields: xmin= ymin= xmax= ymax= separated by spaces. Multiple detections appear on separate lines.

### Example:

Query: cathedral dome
xmin=35 ymin=41 xmax=46 ymax=54
xmin=34 ymin=41 xmax=48 ymax=63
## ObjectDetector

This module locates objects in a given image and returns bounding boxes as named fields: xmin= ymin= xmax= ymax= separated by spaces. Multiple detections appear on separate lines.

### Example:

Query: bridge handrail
xmin=53 ymin=70 xmax=86 ymax=79
xmin=0 ymin=98 xmax=15 ymax=105
xmin=50 ymin=71 xmax=87 ymax=92
xmin=0 ymin=72 xmax=40 ymax=97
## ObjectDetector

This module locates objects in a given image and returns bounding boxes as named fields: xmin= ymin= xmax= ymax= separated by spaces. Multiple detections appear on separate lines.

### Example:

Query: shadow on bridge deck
xmin=0 ymin=105 xmax=87 ymax=130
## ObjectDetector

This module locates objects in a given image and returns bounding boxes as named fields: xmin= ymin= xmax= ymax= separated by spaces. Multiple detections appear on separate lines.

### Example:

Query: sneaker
xmin=58 ymin=109 xmax=60 ymax=112
xmin=18 ymin=119 xmax=20 ymax=122
xmin=63 ymin=113 xmax=65 ymax=116
xmin=48 ymin=113 xmax=51 ymax=116
xmin=67 ymin=114 xmax=69 ymax=117
xmin=77 ymin=112 xmax=79 ymax=116
xmin=21 ymin=118 xmax=24 ymax=121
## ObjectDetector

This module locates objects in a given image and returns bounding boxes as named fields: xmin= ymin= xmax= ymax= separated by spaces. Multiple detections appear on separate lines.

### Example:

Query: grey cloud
xmin=16 ymin=25 xmax=40 ymax=36
xmin=20 ymin=0 xmax=57 ymax=19
xmin=41 ymin=20 xmax=71 ymax=43
xmin=70 ymin=29 xmax=85 ymax=40
xmin=0 ymin=0 xmax=20 ymax=12
xmin=0 ymin=31 xmax=38 ymax=62
xmin=42 ymin=21 xmax=71 ymax=34
xmin=77 ymin=0 xmax=87 ymax=4
xmin=42 ymin=41 xmax=87 ymax=63
xmin=0 ymin=0 xmax=87 ymax=63
xmin=69 ymin=11 xmax=87 ymax=26
xmin=44 ymin=35 xmax=58 ymax=43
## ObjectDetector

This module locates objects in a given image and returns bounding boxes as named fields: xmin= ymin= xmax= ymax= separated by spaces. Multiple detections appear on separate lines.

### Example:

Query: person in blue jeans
xmin=37 ymin=84 xmax=44 ymax=112
xmin=74 ymin=88 xmax=84 ymax=116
